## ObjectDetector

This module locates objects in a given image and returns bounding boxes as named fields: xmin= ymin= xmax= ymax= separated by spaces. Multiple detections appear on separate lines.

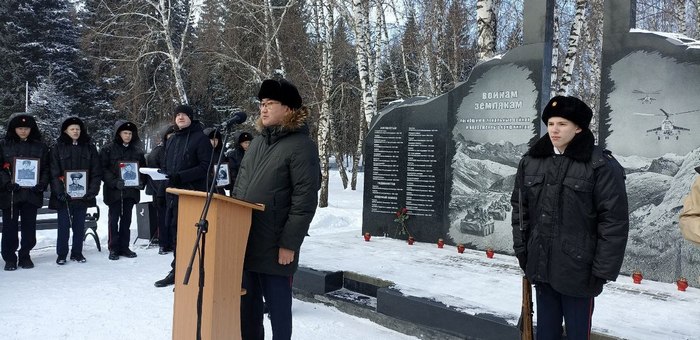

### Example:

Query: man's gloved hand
xmin=168 ymin=173 xmax=182 ymax=186
xmin=31 ymin=185 xmax=45 ymax=193
xmin=57 ymin=192 xmax=70 ymax=202
xmin=516 ymin=253 xmax=527 ymax=272
xmin=588 ymin=275 xmax=606 ymax=288
xmin=6 ymin=183 xmax=21 ymax=192
xmin=115 ymin=180 xmax=125 ymax=190
xmin=83 ymin=193 xmax=96 ymax=201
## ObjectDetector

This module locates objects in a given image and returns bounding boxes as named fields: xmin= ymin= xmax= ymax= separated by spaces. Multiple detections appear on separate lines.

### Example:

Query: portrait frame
xmin=13 ymin=157 xmax=39 ymax=187
xmin=215 ymin=163 xmax=230 ymax=187
xmin=65 ymin=170 xmax=88 ymax=198
xmin=119 ymin=161 xmax=140 ymax=187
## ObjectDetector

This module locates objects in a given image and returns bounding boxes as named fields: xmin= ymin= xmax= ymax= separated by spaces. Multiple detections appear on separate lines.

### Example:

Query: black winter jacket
xmin=145 ymin=144 xmax=165 ymax=197
xmin=233 ymin=109 xmax=320 ymax=276
xmin=0 ymin=113 xmax=50 ymax=209
xmin=49 ymin=117 xmax=103 ymax=209
xmin=100 ymin=120 xmax=146 ymax=205
xmin=511 ymin=130 xmax=629 ymax=297
xmin=163 ymin=121 xmax=212 ymax=192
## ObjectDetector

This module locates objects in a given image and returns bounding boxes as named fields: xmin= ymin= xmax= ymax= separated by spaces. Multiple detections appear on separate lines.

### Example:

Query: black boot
xmin=119 ymin=248 xmax=137 ymax=258
xmin=4 ymin=261 xmax=17 ymax=271
xmin=18 ymin=256 xmax=34 ymax=269
xmin=154 ymin=271 xmax=176 ymax=288
xmin=108 ymin=250 xmax=120 ymax=260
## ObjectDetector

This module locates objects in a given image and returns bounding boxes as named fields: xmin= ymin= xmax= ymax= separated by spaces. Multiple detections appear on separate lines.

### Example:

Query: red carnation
xmin=58 ymin=176 xmax=65 ymax=182
xmin=2 ymin=162 xmax=10 ymax=170
xmin=119 ymin=163 xmax=125 ymax=168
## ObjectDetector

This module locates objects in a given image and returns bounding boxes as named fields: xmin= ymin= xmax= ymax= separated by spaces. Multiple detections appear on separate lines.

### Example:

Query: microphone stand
xmin=182 ymin=123 xmax=236 ymax=340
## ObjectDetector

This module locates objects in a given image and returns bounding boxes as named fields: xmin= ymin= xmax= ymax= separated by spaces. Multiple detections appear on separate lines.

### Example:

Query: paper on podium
xmin=139 ymin=167 xmax=168 ymax=181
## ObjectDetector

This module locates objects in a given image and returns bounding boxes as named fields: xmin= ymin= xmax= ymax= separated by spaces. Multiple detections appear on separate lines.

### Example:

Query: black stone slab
xmin=598 ymin=1 xmax=700 ymax=286
xmin=293 ymin=267 xmax=343 ymax=295
xmin=362 ymin=0 xmax=553 ymax=246
xmin=377 ymin=288 xmax=520 ymax=339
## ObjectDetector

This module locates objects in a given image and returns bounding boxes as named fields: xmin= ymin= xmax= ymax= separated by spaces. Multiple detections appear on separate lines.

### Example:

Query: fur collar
xmin=256 ymin=106 xmax=312 ymax=145
xmin=527 ymin=129 xmax=595 ymax=162
xmin=255 ymin=106 xmax=310 ymax=133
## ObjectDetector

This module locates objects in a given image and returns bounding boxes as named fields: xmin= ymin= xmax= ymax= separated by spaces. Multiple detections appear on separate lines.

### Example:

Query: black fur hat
xmin=542 ymin=96 xmax=592 ymax=130
xmin=173 ymin=104 xmax=195 ymax=119
xmin=257 ymin=79 xmax=302 ymax=109
xmin=9 ymin=113 xmax=34 ymax=128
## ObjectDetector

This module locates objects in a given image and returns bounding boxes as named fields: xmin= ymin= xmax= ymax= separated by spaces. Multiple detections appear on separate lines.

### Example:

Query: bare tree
xmin=95 ymin=0 xmax=195 ymax=104
xmin=311 ymin=0 xmax=335 ymax=207
xmin=557 ymin=0 xmax=586 ymax=95
xmin=476 ymin=0 xmax=496 ymax=61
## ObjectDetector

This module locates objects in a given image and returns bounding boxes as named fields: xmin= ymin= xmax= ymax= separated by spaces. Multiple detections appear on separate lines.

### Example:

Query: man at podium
xmin=233 ymin=78 xmax=320 ymax=340
xmin=154 ymin=105 xmax=212 ymax=288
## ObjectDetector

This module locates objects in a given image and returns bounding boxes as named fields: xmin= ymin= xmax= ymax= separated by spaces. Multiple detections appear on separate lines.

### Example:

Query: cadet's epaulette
xmin=591 ymin=148 xmax=615 ymax=169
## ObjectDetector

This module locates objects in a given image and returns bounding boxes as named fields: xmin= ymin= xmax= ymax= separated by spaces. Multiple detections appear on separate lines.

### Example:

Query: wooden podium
xmin=167 ymin=188 xmax=264 ymax=340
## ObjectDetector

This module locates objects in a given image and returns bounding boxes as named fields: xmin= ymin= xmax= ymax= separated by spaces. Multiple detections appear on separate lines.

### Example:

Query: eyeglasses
xmin=259 ymin=101 xmax=281 ymax=109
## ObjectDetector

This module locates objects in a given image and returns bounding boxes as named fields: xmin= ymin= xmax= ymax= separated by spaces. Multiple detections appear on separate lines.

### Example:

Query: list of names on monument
xmin=406 ymin=127 xmax=438 ymax=217
xmin=370 ymin=126 xmax=403 ymax=213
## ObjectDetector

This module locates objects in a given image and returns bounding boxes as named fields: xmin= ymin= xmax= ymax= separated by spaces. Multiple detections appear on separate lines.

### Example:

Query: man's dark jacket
xmin=162 ymin=121 xmax=211 ymax=192
xmin=48 ymin=117 xmax=103 ymax=209
xmin=0 ymin=113 xmax=50 ymax=209
xmin=99 ymin=120 xmax=147 ymax=205
xmin=233 ymin=109 xmax=320 ymax=277
xmin=511 ymin=129 xmax=629 ymax=298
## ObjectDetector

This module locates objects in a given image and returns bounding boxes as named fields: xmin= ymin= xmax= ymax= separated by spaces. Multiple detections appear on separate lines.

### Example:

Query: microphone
xmin=218 ymin=111 xmax=247 ymax=129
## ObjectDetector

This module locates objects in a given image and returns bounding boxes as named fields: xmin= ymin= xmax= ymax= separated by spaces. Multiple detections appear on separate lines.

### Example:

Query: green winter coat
xmin=232 ymin=107 xmax=319 ymax=276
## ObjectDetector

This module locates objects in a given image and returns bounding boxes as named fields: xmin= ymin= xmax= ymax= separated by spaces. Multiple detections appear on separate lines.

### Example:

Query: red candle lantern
xmin=486 ymin=247 xmax=495 ymax=259
xmin=632 ymin=270 xmax=643 ymax=284
xmin=407 ymin=236 xmax=415 ymax=245
xmin=677 ymin=277 xmax=688 ymax=292
xmin=363 ymin=232 xmax=371 ymax=242
xmin=437 ymin=238 xmax=444 ymax=248
xmin=457 ymin=244 xmax=465 ymax=254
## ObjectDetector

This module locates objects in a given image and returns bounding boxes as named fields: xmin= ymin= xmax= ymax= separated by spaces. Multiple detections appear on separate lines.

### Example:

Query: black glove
xmin=516 ymin=253 xmax=527 ymax=271
xmin=32 ymin=185 xmax=45 ymax=193
xmin=83 ymin=193 xmax=96 ymax=201
xmin=115 ymin=180 xmax=125 ymax=190
xmin=6 ymin=183 xmax=21 ymax=192
xmin=169 ymin=173 xmax=182 ymax=186
xmin=57 ymin=192 xmax=70 ymax=202
xmin=588 ymin=275 xmax=606 ymax=288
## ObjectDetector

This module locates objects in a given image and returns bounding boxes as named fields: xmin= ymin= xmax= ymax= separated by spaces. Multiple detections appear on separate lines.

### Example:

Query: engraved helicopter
xmin=633 ymin=108 xmax=699 ymax=140
xmin=632 ymin=89 xmax=660 ymax=104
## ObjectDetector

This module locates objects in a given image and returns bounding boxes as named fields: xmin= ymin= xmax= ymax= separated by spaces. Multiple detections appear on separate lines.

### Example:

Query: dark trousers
xmin=241 ymin=271 xmax=293 ymax=340
xmin=107 ymin=199 xmax=135 ymax=251
xmin=56 ymin=205 xmax=87 ymax=257
xmin=154 ymin=196 xmax=166 ymax=241
xmin=164 ymin=194 xmax=179 ymax=272
xmin=535 ymin=283 xmax=595 ymax=340
xmin=1 ymin=203 xmax=38 ymax=263
xmin=161 ymin=194 xmax=178 ymax=250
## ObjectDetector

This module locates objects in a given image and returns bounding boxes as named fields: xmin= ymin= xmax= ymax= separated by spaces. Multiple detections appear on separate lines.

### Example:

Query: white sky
xmin=0 ymin=172 xmax=699 ymax=339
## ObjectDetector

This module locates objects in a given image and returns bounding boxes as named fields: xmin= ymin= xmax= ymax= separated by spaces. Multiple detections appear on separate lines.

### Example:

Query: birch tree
xmin=556 ymin=0 xmax=586 ymax=96
xmin=312 ymin=0 xmax=335 ymax=207
xmin=89 ymin=0 xmax=195 ymax=124
xmin=476 ymin=0 xmax=496 ymax=61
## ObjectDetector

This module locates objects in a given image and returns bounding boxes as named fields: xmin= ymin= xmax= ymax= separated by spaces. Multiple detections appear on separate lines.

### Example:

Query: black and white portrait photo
xmin=119 ymin=161 xmax=139 ymax=187
xmin=13 ymin=157 xmax=39 ymax=187
xmin=65 ymin=170 xmax=88 ymax=198
xmin=215 ymin=163 xmax=230 ymax=187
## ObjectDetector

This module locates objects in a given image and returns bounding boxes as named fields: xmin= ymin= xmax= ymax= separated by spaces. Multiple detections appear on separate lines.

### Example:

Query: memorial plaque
xmin=600 ymin=1 xmax=700 ymax=285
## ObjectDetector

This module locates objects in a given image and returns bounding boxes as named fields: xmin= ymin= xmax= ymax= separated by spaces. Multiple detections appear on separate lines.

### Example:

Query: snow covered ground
xmin=1 ymin=171 xmax=699 ymax=339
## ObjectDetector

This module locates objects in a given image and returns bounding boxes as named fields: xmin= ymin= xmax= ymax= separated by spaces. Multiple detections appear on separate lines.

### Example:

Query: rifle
xmin=516 ymin=166 xmax=534 ymax=340
xmin=518 ymin=276 xmax=534 ymax=340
